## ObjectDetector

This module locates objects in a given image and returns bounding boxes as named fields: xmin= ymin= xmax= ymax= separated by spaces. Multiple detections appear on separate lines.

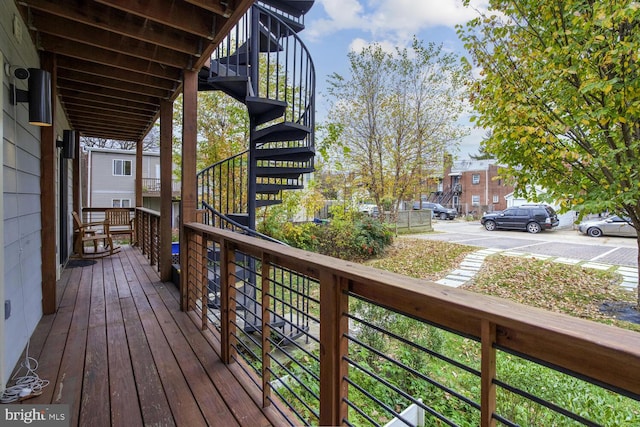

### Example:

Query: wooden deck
xmin=11 ymin=246 xmax=278 ymax=427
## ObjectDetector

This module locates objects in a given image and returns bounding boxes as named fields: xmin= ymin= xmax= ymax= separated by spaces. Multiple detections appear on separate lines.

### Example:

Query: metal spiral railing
xmin=209 ymin=3 xmax=315 ymax=127
xmin=200 ymin=201 xmax=288 ymax=245
xmin=197 ymin=150 xmax=248 ymax=225
xmin=198 ymin=1 xmax=315 ymax=228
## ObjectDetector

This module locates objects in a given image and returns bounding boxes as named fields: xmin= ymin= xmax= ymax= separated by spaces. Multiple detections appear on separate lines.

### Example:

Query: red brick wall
xmin=443 ymin=164 xmax=514 ymax=214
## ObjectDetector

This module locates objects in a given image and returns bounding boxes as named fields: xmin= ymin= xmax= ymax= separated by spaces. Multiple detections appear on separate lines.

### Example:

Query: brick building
xmin=432 ymin=159 xmax=514 ymax=215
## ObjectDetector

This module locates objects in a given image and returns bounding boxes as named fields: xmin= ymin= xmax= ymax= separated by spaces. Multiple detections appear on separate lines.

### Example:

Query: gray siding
xmin=88 ymin=149 xmax=160 ymax=208
xmin=1 ymin=1 xmax=74 ymax=384
xmin=90 ymin=151 xmax=136 ymax=207
xmin=1 ymin=0 xmax=45 ymax=386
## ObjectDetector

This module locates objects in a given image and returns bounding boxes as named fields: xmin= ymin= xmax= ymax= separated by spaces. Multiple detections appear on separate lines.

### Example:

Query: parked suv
xmin=481 ymin=204 xmax=559 ymax=233
xmin=413 ymin=202 xmax=457 ymax=220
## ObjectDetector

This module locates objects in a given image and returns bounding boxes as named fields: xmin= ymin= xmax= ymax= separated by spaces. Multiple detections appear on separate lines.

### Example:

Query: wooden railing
xmin=141 ymin=177 xmax=181 ymax=195
xmin=181 ymin=222 xmax=640 ymax=426
xmin=135 ymin=208 xmax=161 ymax=272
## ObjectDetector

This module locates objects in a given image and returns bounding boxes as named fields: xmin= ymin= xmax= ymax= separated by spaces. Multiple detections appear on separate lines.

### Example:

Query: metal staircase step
xmin=260 ymin=0 xmax=315 ymax=17
xmin=205 ymin=76 xmax=249 ymax=103
xmin=256 ymin=166 xmax=314 ymax=178
xmin=207 ymin=61 xmax=248 ymax=79
xmin=256 ymin=199 xmax=282 ymax=208
xmin=259 ymin=10 xmax=305 ymax=34
xmin=246 ymin=97 xmax=287 ymax=125
xmin=255 ymin=146 xmax=314 ymax=162
xmin=257 ymin=183 xmax=304 ymax=193
xmin=252 ymin=122 xmax=311 ymax=144
xmin=227 ymin=213 xmax=249 ymax=227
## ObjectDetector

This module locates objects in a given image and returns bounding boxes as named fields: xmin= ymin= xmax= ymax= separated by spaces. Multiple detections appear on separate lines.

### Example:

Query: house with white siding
xmin=84 ymin=147 xmax=180 ymax=225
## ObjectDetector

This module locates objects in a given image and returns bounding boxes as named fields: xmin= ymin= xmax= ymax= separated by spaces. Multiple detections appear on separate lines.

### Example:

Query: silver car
xmin=578 ymin=215 xmax=637 ymax=237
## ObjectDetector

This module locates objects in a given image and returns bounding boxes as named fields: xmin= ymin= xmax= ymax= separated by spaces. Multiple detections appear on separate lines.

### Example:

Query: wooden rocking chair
xmin=72 ymin=211 xmax=121 ymax=259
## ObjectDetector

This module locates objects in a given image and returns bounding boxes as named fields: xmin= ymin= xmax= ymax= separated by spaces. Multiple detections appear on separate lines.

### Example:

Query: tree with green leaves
xmin=470 ymin=131 xmax=495 ymax=160
xmin=325 ymin=38 xmax=469 ymax=216
xmin=459 ymin=1 xmax=640 ymax=303
xmin=172 ymin=91 xmax=248 ymax=175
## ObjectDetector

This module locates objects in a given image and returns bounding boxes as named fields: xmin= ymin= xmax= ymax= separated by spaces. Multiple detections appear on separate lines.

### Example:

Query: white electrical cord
xmin=0 ymin=66 xmax=50 ymax=402
xmin=0 ymin=341 xmax=49 ymax=403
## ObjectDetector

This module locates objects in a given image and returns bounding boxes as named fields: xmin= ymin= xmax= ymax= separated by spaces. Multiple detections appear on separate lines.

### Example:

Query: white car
xmin=358 ymin=204 xmax=379 ymax=217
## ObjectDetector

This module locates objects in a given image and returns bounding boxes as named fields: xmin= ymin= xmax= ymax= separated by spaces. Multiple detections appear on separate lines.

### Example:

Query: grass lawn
xmin=367 ymin=236 xmax=639 ymax=332
xmin=366 ymin=237 xmax=477 ymax=281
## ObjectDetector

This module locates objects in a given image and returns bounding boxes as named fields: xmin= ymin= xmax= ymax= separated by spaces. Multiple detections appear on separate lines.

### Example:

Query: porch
xmin=10 ymin=213 xmax=640 ymax=426
xmin=12 ymin=245 xmax=282 ymax=426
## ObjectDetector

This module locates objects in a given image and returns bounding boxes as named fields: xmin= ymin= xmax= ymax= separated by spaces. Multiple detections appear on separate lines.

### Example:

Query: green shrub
xmin=280 ymin=222 xmax=320 ymax=251
xmin=312 ymin=215 xmax=393 ymax=261
xmin=259 ymin=203 xmax=393 ymax=261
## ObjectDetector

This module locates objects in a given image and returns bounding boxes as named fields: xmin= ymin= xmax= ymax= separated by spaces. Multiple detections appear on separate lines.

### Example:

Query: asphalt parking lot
xmin=413 ymin=220 xmax=639 ymax=267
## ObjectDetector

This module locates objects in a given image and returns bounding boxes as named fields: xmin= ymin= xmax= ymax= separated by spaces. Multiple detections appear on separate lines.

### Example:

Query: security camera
xmin=4 ymin=64 xmax=29 ymax=80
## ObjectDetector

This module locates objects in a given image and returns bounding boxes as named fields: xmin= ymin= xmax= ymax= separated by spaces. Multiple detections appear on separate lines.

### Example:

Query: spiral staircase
xmin=195 ymin=0 xmax=316 ymax=337
xmin=197 ymin=0 xmax=315 ymax=232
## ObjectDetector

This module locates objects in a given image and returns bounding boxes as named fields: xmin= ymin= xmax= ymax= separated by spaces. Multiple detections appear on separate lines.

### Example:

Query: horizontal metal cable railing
xmin=181 ymin=223 xmax=640 ymax=427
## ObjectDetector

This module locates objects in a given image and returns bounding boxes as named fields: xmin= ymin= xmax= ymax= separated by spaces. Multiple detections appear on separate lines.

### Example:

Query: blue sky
xmin=302 ymin=0 xmax=489 ymax=158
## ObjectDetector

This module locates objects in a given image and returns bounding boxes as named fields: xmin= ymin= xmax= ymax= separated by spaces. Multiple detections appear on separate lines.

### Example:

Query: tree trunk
xmin=637 ymin=235 xmax=640 ymax=308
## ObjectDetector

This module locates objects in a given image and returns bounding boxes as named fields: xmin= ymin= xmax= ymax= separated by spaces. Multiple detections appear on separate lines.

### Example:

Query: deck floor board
xmin=8 ymin=246 xmax=275 ymax=427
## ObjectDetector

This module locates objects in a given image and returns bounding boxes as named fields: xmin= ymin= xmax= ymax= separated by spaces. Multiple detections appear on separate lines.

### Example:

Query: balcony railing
xmin=162 ymin=221 xmax=640 ymax=426
xmin=135 ymin=208 xmax=162 ymax=271
xmin=141 ymin=178 xmax=181 ymax=195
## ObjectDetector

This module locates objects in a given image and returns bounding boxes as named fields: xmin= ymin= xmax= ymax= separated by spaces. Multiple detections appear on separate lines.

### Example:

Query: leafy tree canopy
xmin=81 ymin=126 xmax=160 ymax=151
xmin=459 ymin=1 xmax=640 ymax=224
xmin=325 ymin=38 xmax=469 ymax=214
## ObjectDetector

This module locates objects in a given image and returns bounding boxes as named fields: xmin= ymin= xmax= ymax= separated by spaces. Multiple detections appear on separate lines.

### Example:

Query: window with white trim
xmin=493 ymin=195 xmax=499 ymax=203
xmin=472 ymin=174 xmax=480 ymax=184
xmin=472 ymin=195 xmax=480 ymax=205
xmin=113 ymin=159 xmax=132 ymax=176
xmin=112 ymin=199 xmax=131 ymax=208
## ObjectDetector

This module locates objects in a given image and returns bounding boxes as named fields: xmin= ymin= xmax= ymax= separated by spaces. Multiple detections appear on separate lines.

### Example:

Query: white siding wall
xmin=142 ymin=153 xmax=160 ymax=178
xmin=88 ymin=149 xmax=160 ymax=208
xmin=90 ymin=150 xmax=136 ymax=207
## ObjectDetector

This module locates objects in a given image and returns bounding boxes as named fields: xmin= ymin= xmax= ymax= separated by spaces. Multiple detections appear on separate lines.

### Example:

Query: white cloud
xmin=348 ymin=38 xmax=397 ymax=54
xmin=308 ymin=0 xmax=489 ymax=41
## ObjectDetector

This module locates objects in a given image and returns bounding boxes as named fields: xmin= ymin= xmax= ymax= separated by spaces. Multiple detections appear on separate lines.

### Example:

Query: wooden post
xmin=159 ymin=100 xmax=173 ymax=281
xmin=135 ymin=138 xmax=143 ymax=208
xmin=41 ymin=52 xmax=57 ymax=315
xmin=180 ymin=69 xmax=198 ymax=310
xmin=72 ymin=130 xmax=81 ymax=215
xmin=319 ymin=270 xmax=349 ymax=426
xmin=481 ymin=320 xmax=497 ymax=427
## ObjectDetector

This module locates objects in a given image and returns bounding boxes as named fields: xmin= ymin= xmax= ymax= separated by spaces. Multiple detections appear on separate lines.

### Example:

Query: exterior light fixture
xmin=57 ymin=130 xmax=76 ymax=159
xmin=9 ymin=67 xmax=52 ymax=127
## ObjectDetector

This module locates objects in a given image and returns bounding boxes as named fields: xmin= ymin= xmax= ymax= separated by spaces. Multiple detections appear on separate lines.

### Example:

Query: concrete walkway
xmin=436 ymin=248 xmax=639 ymax=291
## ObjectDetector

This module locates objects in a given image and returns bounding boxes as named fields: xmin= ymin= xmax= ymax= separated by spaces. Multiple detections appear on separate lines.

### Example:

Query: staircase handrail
xmin=254 ymin=2 xmax=316 ymax=130
xmin=196 ymin=138 xmax=291 ymax=178
xmin=257 ymin=1 xmax=308 ymax=26
xmin=210 ymin=4 xmax=316 ymax=130
xmin=198 ymin=148 xmax=249 ymax=178
xmin=201 ymin=201 xmax=289 ymax=246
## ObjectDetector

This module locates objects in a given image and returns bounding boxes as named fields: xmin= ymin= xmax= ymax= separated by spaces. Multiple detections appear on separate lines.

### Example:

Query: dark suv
xmin=413 ymin=201 xmax=457 ymax=220
xmin=481 ymin=204 xmax=559 ymax=233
